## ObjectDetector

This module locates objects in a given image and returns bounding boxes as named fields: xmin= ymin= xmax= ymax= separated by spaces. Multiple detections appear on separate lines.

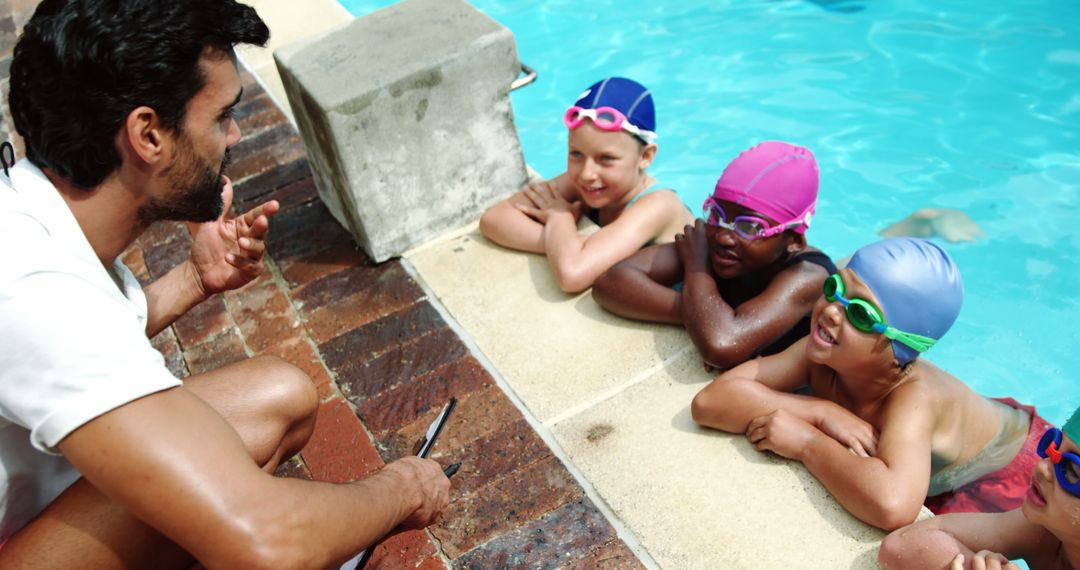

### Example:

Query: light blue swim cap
xmin=846 ymin=237 xmax=964 ymax=366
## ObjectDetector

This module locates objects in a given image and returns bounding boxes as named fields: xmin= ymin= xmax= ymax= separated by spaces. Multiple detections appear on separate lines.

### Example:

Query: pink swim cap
xmin=711 ymin=141 xmax=819 ymax=234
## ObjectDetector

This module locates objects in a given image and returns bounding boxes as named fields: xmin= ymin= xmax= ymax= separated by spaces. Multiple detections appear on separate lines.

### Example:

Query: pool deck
xmin=0 ymin=0 xmax=912 ymax=567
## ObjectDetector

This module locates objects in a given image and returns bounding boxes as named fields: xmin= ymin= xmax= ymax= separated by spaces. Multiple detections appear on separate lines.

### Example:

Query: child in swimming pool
xmin=691 ymin=238 xmax=1047 ymax=530
xmin=479 ymin=77 xmax=693 ymax=294
xmin=592 ymin=141 xmax=835 ymax=369
xmin=879 ymin=405 xmax=1080 ymax=570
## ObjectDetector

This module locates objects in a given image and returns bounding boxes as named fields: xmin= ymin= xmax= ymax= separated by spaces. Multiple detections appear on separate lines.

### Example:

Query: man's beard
xmin=138 ymin=134 xmax=230 ymax=225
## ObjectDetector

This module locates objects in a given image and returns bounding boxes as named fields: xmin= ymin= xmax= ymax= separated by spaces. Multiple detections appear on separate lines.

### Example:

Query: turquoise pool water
xmin=340 ymin=0 xmax=1080 ymax=426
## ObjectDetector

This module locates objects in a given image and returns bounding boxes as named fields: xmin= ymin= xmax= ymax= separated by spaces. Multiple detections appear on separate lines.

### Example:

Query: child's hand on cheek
xmin=674 ymin=220 xmax=711 ymax=275
xmin=746 ymin=409 xmax=819 ymax=461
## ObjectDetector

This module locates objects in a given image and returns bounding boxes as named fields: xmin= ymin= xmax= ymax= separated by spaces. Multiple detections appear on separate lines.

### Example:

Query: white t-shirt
xmin=0 ymin=160 xmax=182 ymax=541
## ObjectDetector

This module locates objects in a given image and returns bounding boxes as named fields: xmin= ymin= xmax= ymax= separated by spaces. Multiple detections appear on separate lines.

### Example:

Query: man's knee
xmin=249 ymin=355 xmax=319 ymax=422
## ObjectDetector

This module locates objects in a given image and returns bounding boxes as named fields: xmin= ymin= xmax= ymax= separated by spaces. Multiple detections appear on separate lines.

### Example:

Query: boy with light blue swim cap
xmin=479 ymin=76 xmax=693 ymax=294
xmin=881 ymin=404 xmax=1080 ymax=569
xmin=845 ymin=237 xmax=964 ymax=367
xmin=693 ymin=237 xmax=1045 ymax=530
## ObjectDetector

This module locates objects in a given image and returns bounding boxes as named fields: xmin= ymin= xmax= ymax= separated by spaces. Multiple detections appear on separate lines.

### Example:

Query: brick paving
xmin=0 ymin=2 xmax=644 ymax=567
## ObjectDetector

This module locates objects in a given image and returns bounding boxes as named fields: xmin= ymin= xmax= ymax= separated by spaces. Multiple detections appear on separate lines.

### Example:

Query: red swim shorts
xmin=924 ymin=397 xmax=1053 ymax=515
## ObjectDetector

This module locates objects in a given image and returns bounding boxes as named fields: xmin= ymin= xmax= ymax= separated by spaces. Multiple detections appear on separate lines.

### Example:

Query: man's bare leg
xmin=0 ymin=356 xmax=318 ymax=569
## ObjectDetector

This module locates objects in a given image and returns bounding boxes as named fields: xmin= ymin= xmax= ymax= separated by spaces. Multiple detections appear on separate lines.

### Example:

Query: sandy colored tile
xmin=406 ymin=224 xmax=692 ymax=423
xmin=550 ymin=350 xmax=886 ymax=570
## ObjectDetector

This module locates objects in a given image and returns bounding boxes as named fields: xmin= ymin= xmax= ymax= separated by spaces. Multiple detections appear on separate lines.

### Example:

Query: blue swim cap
xmin=574 ymin=77 xmax=656 ymax=134
xmin=846 ymin=238 xmax=964 ymax=366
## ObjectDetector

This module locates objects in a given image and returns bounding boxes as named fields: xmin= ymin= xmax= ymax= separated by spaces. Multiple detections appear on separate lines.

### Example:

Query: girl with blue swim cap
xmin=692 ymin=237 xmax=1047 ymax=531
xmin=880 ymin=404 xmax=1080 ymax=570
xmin=479 ymin=77 xmax=693 ymax=293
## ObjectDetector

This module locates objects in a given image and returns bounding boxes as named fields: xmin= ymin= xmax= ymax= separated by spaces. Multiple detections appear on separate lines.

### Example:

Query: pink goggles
xmin=701 ymin=196 xmax=813 ymax=240
xmin=563 ymin=106 xmax=658 ymax=143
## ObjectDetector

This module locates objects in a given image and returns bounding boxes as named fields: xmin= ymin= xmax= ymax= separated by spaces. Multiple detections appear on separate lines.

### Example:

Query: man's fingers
xmin=237 ymin=236 xmax=265 ymax=260
xmin=241 ymin=199 xmax=280 ymax=228
xmin=951 ymin=553 xmax=964 ymax=570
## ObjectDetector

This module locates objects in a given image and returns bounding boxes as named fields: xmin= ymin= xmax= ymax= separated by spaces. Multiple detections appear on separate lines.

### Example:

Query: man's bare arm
xmin=59 ymin=387 xmax=448 ymax=569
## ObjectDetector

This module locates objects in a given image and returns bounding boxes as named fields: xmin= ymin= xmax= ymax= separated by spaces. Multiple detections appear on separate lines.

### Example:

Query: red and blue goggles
xmin=1037 ymin=427 xmax=1080 ymax=498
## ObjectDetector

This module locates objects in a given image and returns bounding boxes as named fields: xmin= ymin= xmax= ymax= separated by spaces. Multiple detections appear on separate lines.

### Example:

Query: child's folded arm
xmin=691 ymin=340 xmax=814 ymax=432
xmin=879 ymin=509 xmax=1047 ymax=569
xmin=542 ymin=193 xmax=679 ymax=293
xmin=681 ymin=260 xmax=826 ymax=370
xmin=799 ymin=393 xmax=936 ymax=530
xmin=479 ymin=174 xmax=577 ymax=254
xmin=592 ymin=243 xmax=684 ymax=324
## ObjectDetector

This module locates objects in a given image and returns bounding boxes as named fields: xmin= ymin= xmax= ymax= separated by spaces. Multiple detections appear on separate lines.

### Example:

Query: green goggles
xmin=823 ymin=273 xmax=938 ymax=353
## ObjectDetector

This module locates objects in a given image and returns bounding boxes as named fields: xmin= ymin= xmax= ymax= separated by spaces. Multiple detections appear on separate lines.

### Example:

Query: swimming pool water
xmin=340 ymin=0 xmax=1080 ymax=426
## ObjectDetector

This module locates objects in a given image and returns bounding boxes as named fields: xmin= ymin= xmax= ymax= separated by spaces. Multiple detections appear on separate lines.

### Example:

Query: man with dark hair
xmin=0 ymin=1 xmax=450 ymax=567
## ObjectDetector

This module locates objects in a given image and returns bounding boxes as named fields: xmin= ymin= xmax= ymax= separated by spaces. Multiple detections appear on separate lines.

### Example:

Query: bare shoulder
xmin=772 ymin=251 xmax=833 ymax=298
xmin=631 ymin=188 xmax=690 ymax=217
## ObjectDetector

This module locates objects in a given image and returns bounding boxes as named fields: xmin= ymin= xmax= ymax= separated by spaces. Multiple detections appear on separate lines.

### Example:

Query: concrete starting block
xmin=275 ymin=0 xmax=528 ymax=262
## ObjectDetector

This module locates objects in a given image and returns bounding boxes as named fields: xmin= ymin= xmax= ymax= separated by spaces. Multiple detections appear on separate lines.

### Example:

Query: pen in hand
xmin=444 ymin=463 xmax=461 ymax=478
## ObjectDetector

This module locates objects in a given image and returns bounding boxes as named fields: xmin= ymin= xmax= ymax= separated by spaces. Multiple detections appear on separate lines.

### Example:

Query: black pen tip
xmin=444 ymin=463 xmax=461 ymax=477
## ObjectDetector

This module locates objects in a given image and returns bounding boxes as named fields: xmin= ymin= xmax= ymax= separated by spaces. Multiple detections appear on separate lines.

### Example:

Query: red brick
xmin=564 ymin=540 xmax=645 ymax=570
xmin=173 ymin=295 xmax=234 ymax=350
xmin=266 ymin=201 xmax=354 ymax=268
xmin=234 ymin=91 xmax=286 ymax=139
xmin=301 ymin=397 xmax=384 ymax=483
xmin=320 ymin=302 xmax=446 ymax=372
xmin=120 ymin=245 xmax=151 ymax=286
xmin=262 ymin=175 xmax=318 ymax=213
xmin=373 ymin=384 xmax=521 ymax=460
xmin=441 ymin=419 xmax=552 ymax=496
xmin=278 ymin=241 xmax=368 ymax=289
xmin=137 ymin=220 xmax=189 ymax=250
xmin=183 ymin=328 xmax=248 ymax=376
xmin=452 ymin=498 xmax=615 ymax=568
xmin=364 ymin=529 xmax=438 ymax=569
xmin=150 ymin=326 xmax=189 ymax=379
xmin=433 ymin=455 xmax=584 ymax=558
xmin=296 ymin=264 xmax=426 ymax=344
xmin=233 ymin=159 xmax=315 ymax=213
xmin=273 ymin=456 xmax=312 ymax=480
xmin=412 ymin=557 xmax=448 ymax=570
xmin=228 ymin=123 xmax=306 ymax=184
xmin=358 ymin=356 xmax=494 ymax=435
xmin=142 ymin=232 xmax=193 ymax=280
xmin=335 ymin=327 xmax=467 ymax=405
xmin=226 ymin=277 xmax=302 ymax=353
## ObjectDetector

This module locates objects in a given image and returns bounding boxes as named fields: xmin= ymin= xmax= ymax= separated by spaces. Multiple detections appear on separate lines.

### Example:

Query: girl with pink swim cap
xmin=479 ymin=77 xmax=694 ymax=294
xmin=594 ymin=140 xmax=836 ymax=369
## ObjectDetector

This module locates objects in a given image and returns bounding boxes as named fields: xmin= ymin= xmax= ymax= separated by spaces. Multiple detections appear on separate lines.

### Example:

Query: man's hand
xmin=813 ymin=403 xmax=879 ymax=457
xmin=516 ymin=180 xmax=583 ymax=224
xmin=746 ymin=409 xmax=820 ymax=460
xmin=674 ymin=220 xmax=710 ymax=276
xmin=382 ymin=457 xmax=451 ymax=529
xmin=188 ymin=176 xmax=279 ymax=297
